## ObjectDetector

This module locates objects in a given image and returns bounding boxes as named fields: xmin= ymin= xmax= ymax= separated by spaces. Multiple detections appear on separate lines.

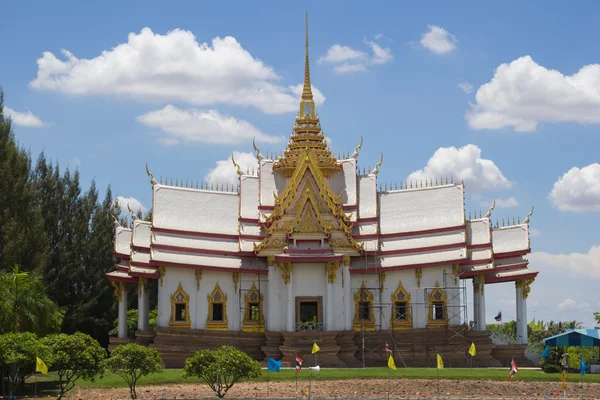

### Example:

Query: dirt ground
xmin=64 ymin=378 xmax=600 ymax=399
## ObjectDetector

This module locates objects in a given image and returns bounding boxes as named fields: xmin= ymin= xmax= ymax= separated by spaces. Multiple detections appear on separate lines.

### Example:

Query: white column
xmin=118 ymin=283 xmax=128 ymax=339
xmin=267 ymin=266 xmax=276 ymax=331
xmin=286 ymin=268 xmax=294 ymax=332
xmin=343 ymin=266 xmax=352 ymax=330
xmin=479 ymin=282 xmax=486 ymax=330
xmin=516 ymin=280 xmax=528 ymax=344
xmin=138 ymin=279 xmax=149 ymax=332
xmin=326 ymin=269 xmax=333 ymax=331
xmin=472 ymin=278 xmax=480 ymax=330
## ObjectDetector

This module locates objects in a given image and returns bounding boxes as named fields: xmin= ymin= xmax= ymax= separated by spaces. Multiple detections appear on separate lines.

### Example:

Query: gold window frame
xmin=169 ymin=283 xmax=191 ymax=328
xmin=390 ymin=281 xmax=412 ymax=330
xmin=206 ymin=282 xmax=228 ymax=331
xmin=242 ymin=282 xmax=265 ymax=332
xmin=353 ymin=282 xmax=375 ymax=331
xmin=427 ymin=281 xmax=448 ymax=328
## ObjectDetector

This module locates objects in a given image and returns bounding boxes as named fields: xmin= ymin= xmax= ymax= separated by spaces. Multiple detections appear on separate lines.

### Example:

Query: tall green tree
xmin=0 ymin=89 xmax=47 ymax=273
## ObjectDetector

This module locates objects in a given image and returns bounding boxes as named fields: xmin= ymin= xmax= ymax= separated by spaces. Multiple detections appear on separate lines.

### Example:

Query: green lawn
xmin=29 ymin=367 xmax=600 ymax=391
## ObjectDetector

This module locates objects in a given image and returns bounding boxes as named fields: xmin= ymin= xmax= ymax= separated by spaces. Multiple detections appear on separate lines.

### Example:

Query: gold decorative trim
xmin=267 ymin=256 xmax=275 ymax=267
xmin=242 ymin=282 xmax=265 ymax=332
xmin=452 ymin=264 xmax=459 ymax=278
xmin=158 ymin=266 xmax=165 ymax=287
xmin=232 ymin=272 xmax=240 ymax=292
xmin=111 ymin=281 xmax=125 ymax=302
xmin=138 ymin=278 xmax=147 ymax=298
xmin=277 ymin=262 xmax=292 ymax=285
xmin=521 ymin=277 xmax=534 ymax=299
xmin=169 ymin=283 xmax=191 ymax=328
xmin=206 ymin=282 xmax=228 ymax=331
xmin=427 ymin=281 xmax=448 ymax=328
xmin=478 ymin=275 xmax=485 ymax=296
xmin=325 ymin=261 xmax=341 ymax=284
xmin=391 ymin=281 xmax=412 ymax=330
xmin=353 ymin=282 xmax=375 ymax=331
xmin=415 ymin=268 xmax=422 ymax=288
xmin=379 ymin=272 xmax=385 ymax=290
xmin=343 ymin=255 xmax=351 ymax=267
xmin=195 ymin=269 xmax=202 ymax=291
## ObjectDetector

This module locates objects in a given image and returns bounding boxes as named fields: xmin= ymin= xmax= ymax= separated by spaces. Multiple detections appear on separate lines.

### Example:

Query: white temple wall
xmin=357 ymin=175 xmax=377 ymax=218
xmin=239 ymin=224 xmax=262 ymax=236
xmin=466 ymin=219 xmax=491 ymax=245
xmin=492 ymin=224 xmax=529 ymax=253
xmin=132 ymin=220 xmax=151 ymax=248
xmin=268 ymin=266 xmax=285 ymax=331
xmin=152 ymin=232 xmax=239 ymax=252
xmin=379 ymin=231 xmax=465 ymax=252
xmin=329 ymin=267 xmax=345 ymax=330
xmin=196 ymin=269 xmax=237 ymax=330
xmin=131 ymin=250 xmax=150 ymax=264
xmin=259 ymin=160 xmax=275 ymax=207
xmin=115 ymin=227 xmax=132 ymax=255
xmin=379 ymin=247 xmax=466 ymax=267
xmin=494 ymin=256 xmax=527 ymax=267
xmin=240 ymin=175 xmax=259 ymax=219
xmin=158 ymin=267 xmax=195 ymax=328
xmin=153 ymin=186 xmax=238 ymax=235
xmin=240 ymin=238 xmax=262 ymax=252
xmin=328 ymin=159 xmax=357 ymax=205
xmin=151 ymin=250 xmax=242 ymax=268
xmin=378 ymin=185 xmax=464 ymax=234
xmin=469 ymin=248 xmax=492 ymax=261
xmin=292 ymin=263 xmax=326 ymax=298
xmin=356 ymin=222 xmax=377 ymax=235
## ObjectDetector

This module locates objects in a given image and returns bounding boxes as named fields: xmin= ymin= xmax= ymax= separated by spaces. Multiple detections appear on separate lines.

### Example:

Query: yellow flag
xmin=436 ymin=354 xmax=444 ymax=369
xmin=312 ymin=342 xmax=320 ymax=354
xmin=36 ymin=357 xmax=48 ymax=374
xmin=388 ymin=354 xmax=397 ymax=370
xmin=468 ymin=342 xmax=476 ymax=357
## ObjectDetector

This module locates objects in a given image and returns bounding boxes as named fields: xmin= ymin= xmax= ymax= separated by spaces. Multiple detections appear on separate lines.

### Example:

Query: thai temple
xmin=106 ymin=15 xmax=538 ymax=368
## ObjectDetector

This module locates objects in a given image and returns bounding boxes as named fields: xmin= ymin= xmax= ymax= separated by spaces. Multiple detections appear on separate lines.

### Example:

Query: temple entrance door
xmin=295 ymin=296 xmax=323 ymax=331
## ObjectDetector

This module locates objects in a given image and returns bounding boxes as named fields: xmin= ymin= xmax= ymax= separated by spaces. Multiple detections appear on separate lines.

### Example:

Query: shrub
xmin=0 ymin=332 xmax=51 ymax=397
xmin=104 ymin=343 xmax=162 ymax=399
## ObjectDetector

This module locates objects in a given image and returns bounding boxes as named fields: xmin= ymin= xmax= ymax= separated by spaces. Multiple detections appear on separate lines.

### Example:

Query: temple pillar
xmin=478 ymin=278 xmax=486 ymax=330
xmin=118 ymin=283 xmax=128 ymax=339
xmin=326 ymin=270 xmax=333 ymax=330
xmin=515 ymin=279 xmax=528 ymax=344
xmin=343 ymin=264 xmax=352 ymax=330
xmin=267 ymin=265 xmax=276 ymax=331
xmin=137 ymin=278 xmax=149 ymax=332
xmin=286 ymin=267 xmax=294 ymax=332
xmin=472 ymin=277 xmax=480 ymax=330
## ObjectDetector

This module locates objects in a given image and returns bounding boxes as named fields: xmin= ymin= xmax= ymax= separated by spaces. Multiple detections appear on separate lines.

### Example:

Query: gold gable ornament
xmin=242 ymin=282 xmax=265 ymax=332
xmin=353 ymin=282 xmax=375 ymax=331
xmin=169 ymin=283 xmax=191 ymax=328
xmin=206 ymin=282 xmax=228 ymax=331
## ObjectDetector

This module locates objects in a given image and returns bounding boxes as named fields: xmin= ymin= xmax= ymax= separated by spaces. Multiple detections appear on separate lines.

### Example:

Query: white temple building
xmin=107 ymin=15 xmax=537 ymax=368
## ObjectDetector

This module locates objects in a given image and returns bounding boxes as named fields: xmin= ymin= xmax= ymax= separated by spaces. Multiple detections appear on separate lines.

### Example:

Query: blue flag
xmin=541 ymin=345 xmax=549 ymax=358
xmin=580 ymin=357 xmax=586 ymax=376
xmin=268 ymin=358 xmax=282 ymax=372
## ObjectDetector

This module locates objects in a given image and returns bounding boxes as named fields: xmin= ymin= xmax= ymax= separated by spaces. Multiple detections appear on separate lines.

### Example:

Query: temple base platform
xmin=125 ymin=326 xmax=530 ymax=368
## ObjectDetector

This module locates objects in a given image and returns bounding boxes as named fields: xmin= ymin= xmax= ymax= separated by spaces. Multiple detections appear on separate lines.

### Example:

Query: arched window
xmin=390 ymin=281 xmax=412 ymax=329
xmin=169 ymin=283 xmax=190 ymax=328
xmin=206 ymin=282 xmax=228 ymax=331
xmin=427 ymin=281 xmax=448 ymax=327
xmin=353 ymin=282 xmax=375 ymax=331
xmin=242 ymin=282 xmax=265 ymax=332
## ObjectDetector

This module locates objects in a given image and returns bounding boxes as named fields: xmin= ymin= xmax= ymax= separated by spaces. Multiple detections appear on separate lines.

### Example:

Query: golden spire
xmin=302 ymin=11 xmax=313 ymax=101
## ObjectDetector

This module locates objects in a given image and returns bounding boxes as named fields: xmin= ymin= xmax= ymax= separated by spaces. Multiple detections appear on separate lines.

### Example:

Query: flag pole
xmin=295 ymin=368 xmax=298 ymax=400
xmin=267 ymin=367 xmax=270 ymax=399
xmin=387 ymin=363 xmax=391 ymax=400
xmin=436 ymin=364 xmax=440 ymax=400
xmin=308 ymin=369 xmax=312 ymax=400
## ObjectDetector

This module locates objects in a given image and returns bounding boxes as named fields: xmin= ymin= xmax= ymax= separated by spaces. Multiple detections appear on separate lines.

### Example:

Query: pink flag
xmin=509 ymin=358 xmax=518 ymax=379
xmin=385 ymin=343 xmax=392 ymax=354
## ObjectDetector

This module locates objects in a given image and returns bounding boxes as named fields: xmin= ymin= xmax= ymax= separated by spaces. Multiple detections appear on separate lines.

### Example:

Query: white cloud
xmin=466 ymin=56 xmax=600 ymax=132
xmin=205 ymin=151 xmax=258 ymax=185
xmin=458 ymin=82 xmax=473 ymax=94
xmin=137 ymin=105 xmax=282 ymax=146
xmin=529 ymin=229 xmax=542 ymax=237
xmin=30 ymin=27 xmax=323 ymax=114
xmin=530 ymin=245 xmax=600 ymax=280
xmin=420 ymin=25 xmax=457 ymax=55
xmin=407 ymin=144 xmax=512 ymax=192
xmin=480 ymin=196 xmax=519 ymax=208
xmin=549 ymin=163 xmax=600 ymax=212
xmin=4 ymin=107 xmax=46 ymax=128
xmin=115 ymin=196 xmax=147 ymax=215
xmin=558 ymin=298 xmax=577 ymax=311
xmin=319 ymin=36 xmax=393 ymax=74
xmin=318 ymin=45 xmax=367 ymax=64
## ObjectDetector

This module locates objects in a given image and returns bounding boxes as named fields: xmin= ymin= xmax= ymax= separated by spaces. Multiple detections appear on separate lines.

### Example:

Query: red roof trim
xmin=239 ymin=234 xmax=264 ymax=240
xmin=343 ymin=205 xmax=358 ymax=211
xmin=460 ymin=258 xmax=494 ymax=266
xmin=284 ymin=248 xmax=334 ymax=255
xmin=131 ymin=245 xmax=150 ymax=252
xmin=130 ymin=261 xmax=152 ymax=267
xmin=148 ymin=260 xmax=268 ymax=275
xmin=275 ymin=255 xmax=344 ymax=263
xmin=353 ymin=233 xmax=378 ymax=240
xmin=116 ymin=264 xmax=129 ymax=272
xmin=467 ymin=243 xmax=492 ymax=250
xmin=494 ymin=248 xmax=531 ymax=259
xmin=356 ymin=217 xmax=378 ymax=223
xmin=152 ymin=226 xmax=239 ymax=241
xmin=460 ymin=268 xmax=494 ymax=278
xmin=377 ymin=242 xmax=465 ymax=256
xmin=239 ymin=217 xmax=260 ymax=224
xmin=113 ymin=252 xmax=130 ymax=260
xmin=258 ymin=205 xmax=275 ymax=211
xmin=350 ymin=258 xmax=465 ymax=274
xmin=379 ymin=224 xmax=466 ymax=239
xmin=493 ymin=262 xmax=529 ymax=272
xmin=484 ymin=271 xmax=538 ymax=284
xmin=152 ymin=243 xmax=256 ymax=258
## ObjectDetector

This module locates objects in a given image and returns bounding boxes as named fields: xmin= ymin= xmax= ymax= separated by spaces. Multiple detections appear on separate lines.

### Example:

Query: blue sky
xmin=2 ymin=0 xmax=599 ymax=327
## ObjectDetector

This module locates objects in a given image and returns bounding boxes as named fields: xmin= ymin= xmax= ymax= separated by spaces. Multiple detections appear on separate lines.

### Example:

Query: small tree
xmin=0 ymin=332 xmax=50 ymax=397
xmin=104 ymin=343 xmax=162 ymax=399
xmin=41 ymin=332 xmax=106 ymax=399
xmin=182 ymin=345 xmax=261 ymax=398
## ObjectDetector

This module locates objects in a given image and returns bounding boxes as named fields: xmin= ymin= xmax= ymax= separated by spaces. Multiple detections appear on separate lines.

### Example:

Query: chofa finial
xmin=231 ymin=153 xmax=242 ymax=176
xmin=523 ymin=206 xmax=534 ymax=224
xmin=111 ymin=214 xmax=120 ymax=230
xmin=485 ymin=200 xmax=496 ymax=218
xmin=371 ymin=153 xmax=384 ymax=175
xmin=252 ymin=137 xmax=264 ymax=161
xmin=145 ymin=162 xmax=157 ymax=186
xmin=351 ymin=136 xmax=363 ymax=159
xmin=127 ymin=202 xmax=139 ymax=221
